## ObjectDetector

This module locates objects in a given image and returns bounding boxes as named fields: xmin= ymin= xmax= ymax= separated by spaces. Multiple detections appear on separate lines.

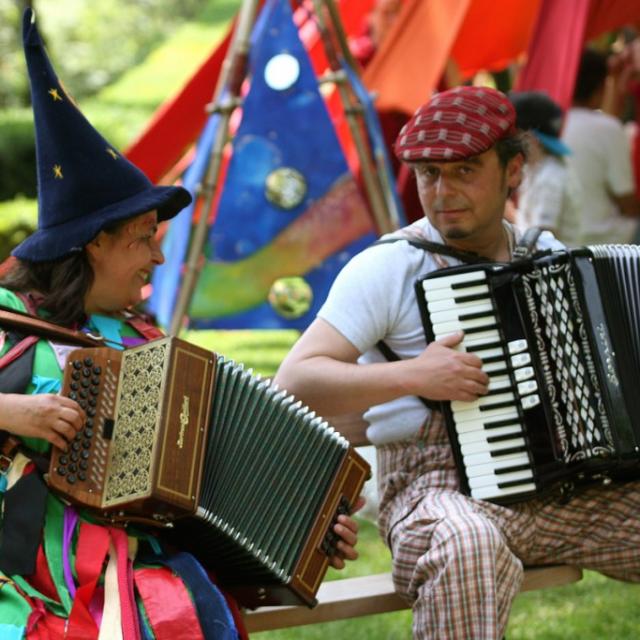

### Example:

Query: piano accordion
xmin=49 ymin=336 xmax=370 ymax=608
xmin=416 ymin=245 xmax=640 ymax=505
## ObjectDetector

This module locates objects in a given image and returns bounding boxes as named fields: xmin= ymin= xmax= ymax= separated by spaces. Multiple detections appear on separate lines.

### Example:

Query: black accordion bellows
xmin=166 ymin=356 xmax=365 ymax=607
xmin=416 ymin=245 xmax=640 ymax=504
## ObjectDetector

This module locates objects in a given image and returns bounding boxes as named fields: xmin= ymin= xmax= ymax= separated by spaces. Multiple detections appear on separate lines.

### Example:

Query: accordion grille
xmin=104 ymin=342 xmax=169 ymax=505
xmin=521 ymin=262 xmax=614 ymax=462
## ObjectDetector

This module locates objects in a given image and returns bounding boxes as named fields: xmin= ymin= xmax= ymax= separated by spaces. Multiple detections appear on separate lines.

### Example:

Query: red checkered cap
xmin=394 ymin=86 xmax=517 ymax=162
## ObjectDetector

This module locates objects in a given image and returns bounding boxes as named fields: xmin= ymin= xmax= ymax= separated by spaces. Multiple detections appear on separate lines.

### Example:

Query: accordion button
xmin=79 ymin=390 xmax=88 ymax=399
xmin=81 ymin=379 xmax=90 ymax=389
xmin=72 ymin=371 xmax=81 ymax=381
xmin=71 ymin=442 xmax=81 ymax=452
xmin=66 ymin=475 xmax=77 ymax=484
xmin=92 ymin=366 xmax=102 ymax=375
xmin=92 ymin=377 xmax=100 ymax=385
xmin=86 ymin=418 xmax=94 ymax=427
xmin=72 ymin=360 xmax=82 ymax=370
xmin=87 ymin=408 xmax=96 ymax=417
xmin=68 ymin=463 xmax=77 ymax=473
xmin=70 ymin=382 xmax=79 ymax=391
xmin=88 ymin=399 xmax=97 ymax=408
xmin=84 ymin=357 xmax=93 ymax=367
xmin=78 ymin=472 xmax=86 ymax=481
xmin=90 ymin=386 xmax=99 ymax=396
xmin=70 ymin=452 xmax=79 ymax=462
xmin=59 ymin=455 xmax=68 ymax=465
xmin=69 ymin=392 xmax=77 ymax=401
xmin=82 ymin=440 xmax=91 ymax=449
xmin=82 ymin=368 xmax=91 ymax=377
xmin=79 ymin=401 xmax=87 ymax=410
xmin=79 ymin=460 xmax=88 ymax=470
xmin=81 ymin=450 xmax=90 ymax=460
xmin=57 ymin=466 xmax=67 ymax=476
xmin=84 ymin=428 xmax=94 ymax=439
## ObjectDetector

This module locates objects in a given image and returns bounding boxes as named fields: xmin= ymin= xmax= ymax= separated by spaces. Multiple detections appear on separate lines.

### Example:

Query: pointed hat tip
xmin=22 ymin=8 xmax=41 ymax=47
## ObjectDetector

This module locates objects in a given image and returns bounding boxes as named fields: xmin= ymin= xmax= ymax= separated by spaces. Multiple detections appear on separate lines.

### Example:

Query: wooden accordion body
xmin=49 ymin=337 xmax=370 ymax=608
xmin=416 ymin=245 xmax=640 ymax=505
xmin=49 ymin=337 xmax=216 ymax=520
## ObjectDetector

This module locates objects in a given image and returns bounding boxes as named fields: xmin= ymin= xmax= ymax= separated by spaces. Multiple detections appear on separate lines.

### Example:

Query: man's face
xmin=413 ymin=148 xmax=522 ymax=243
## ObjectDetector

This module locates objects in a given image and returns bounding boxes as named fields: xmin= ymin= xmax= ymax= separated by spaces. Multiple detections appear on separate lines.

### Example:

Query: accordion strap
xmin=0 ymin=305 xmax=101 ymax=348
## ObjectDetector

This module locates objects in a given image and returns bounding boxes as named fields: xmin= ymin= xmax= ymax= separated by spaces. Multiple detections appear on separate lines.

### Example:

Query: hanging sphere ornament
xmin=264 ymin=53 xmax=300 ymax=91
xmin=268 ymin=277 xmax=313 ymax=319
xmin=265 ymin=167 xmax=307 ymax=209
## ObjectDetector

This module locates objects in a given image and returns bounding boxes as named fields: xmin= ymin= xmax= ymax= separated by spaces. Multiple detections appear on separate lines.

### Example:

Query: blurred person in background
xmin=562 ymin=47 xmax=640 ymax=245
xmin=509 ymin=91 xmax=583 ymax=246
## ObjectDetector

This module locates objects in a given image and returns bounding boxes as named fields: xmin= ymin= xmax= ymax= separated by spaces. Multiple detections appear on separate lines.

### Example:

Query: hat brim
xmin=534 ymin=130 xmax=571 ymax=156
xmin=12 ymin=184 xmax=192 ymax=262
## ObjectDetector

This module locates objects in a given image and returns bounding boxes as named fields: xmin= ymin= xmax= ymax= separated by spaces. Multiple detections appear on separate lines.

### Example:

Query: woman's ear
xmin=85 ymin=232 xmax=104 ymax=263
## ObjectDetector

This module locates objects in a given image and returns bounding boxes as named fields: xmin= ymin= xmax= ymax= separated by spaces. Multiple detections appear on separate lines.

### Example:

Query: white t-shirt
xmin=562 ymin=107 xmax=637 ymax=245
xmin=317 ymin=218 xmax=563 ymax=445
xmin=516 ymin=155 xmax=583 ymax=247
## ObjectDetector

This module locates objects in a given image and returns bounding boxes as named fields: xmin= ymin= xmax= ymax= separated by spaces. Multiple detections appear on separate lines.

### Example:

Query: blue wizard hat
xmin=13 ymin=9 xmax=192 ymax=262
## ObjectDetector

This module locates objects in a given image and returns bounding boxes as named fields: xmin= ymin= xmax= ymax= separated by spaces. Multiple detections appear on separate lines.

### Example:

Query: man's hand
xmin=329 ymin=496 xmax=365 ymax=570
xmin=405 ymin=331 xmax=489 ymax=402
xmin=0 ymin=393 xmax=86 ymax=451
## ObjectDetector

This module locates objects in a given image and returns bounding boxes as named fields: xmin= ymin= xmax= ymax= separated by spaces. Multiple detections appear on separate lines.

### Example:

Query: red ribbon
xmin=134 ymin=566 xmax=205 ymax=640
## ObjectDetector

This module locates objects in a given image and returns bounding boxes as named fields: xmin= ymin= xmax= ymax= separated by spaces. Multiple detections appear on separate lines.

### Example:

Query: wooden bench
xmin=244 ymin=413 xmax=584 ymax=633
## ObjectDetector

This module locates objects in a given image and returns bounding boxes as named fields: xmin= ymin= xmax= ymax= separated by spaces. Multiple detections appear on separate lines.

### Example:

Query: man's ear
xmin=506 ymin=153 xmax=525 ymax=192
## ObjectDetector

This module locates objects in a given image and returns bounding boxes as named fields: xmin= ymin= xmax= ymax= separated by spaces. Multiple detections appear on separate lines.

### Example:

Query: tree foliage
xmin=0 ymin=0 xmax=203 ymax=107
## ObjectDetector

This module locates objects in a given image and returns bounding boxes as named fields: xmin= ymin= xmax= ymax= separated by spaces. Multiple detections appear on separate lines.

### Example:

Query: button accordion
xmin=416 ymin=245 xmax=640 ymax=504
xmin=48 ymin=336 xmax=370 ymax=608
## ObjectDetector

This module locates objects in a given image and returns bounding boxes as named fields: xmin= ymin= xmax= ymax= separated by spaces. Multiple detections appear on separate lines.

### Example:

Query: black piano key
xmin=495 ymin=463 xmax=531 ymax=475
xmin=451 ymin=280 xmax=486 ymax=290
xmin=484 ymin=417 xmax=519 ymax=429
xmin=489 ymin=445 xmax=527 ymax=458
xmin=454 ymin=293 xmax=490 ymax=304
xmin=487 ymin=432 xmax=523 ymax=443
xmin=458 ymin=310 xmax=496 ymax=321
xmin=497 ymin=478 xmax=534 ymax=490
xmin=479 ymin=400 xmax=515 ymax=412
xmin=467 ymin=341 xmax=503 ymax=353
xmin=464 ymin=324 xmax=500 ymax=335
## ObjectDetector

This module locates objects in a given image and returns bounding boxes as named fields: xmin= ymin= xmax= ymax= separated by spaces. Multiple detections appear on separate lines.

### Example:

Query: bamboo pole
xmin=169 ymin=0 xmax=261 ymax=336
xmin=311 ymin=0 xmax=394 ymax=235
xmin=324 ymin=0 xmax=403 ymax=230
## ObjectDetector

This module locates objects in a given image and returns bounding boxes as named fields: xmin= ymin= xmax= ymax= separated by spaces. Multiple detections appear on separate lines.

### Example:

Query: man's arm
xmin=611 ymin=192 xmax=640 ymax=217
xmin=274 ymin=318 xmax=489 ymax=417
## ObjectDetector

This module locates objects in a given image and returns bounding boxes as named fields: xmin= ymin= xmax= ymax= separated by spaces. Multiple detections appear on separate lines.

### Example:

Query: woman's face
xmin=85 ymin=210 xmax=164 ymax=315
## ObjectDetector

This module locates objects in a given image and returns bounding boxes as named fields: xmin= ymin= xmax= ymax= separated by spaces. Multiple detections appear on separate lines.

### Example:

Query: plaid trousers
xmin=377 ymin=412 xmax=640 ymax=639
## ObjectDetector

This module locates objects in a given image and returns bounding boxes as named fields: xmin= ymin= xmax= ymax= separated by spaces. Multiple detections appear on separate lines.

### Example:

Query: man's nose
xmin=151 ymin=238 xmax=165 ymax=265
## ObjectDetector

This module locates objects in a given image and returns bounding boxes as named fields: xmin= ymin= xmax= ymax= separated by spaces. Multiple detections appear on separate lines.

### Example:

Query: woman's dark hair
xmin=0 ymin=218 xmax=128 ymax=327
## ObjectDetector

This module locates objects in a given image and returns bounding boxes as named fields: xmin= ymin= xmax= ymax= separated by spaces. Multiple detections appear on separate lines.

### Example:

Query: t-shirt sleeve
xmin=317 ymin=244 xmax=408 ymax=354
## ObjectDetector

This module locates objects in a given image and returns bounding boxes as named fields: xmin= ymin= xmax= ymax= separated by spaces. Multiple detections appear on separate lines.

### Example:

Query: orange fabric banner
xmin=363 ymin=0 xmax=472 ymax=114
xmin=451 ymin=0 xmax=541 ymax=78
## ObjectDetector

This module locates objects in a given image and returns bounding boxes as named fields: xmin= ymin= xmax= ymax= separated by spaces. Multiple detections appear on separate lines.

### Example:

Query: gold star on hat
xmin=106 ymin=148 xmax=118 ymax=159
xmin=53 ymin=164 xmax=63 ymax=179
xmin=48 ymin=87 xmax=62 ymax=101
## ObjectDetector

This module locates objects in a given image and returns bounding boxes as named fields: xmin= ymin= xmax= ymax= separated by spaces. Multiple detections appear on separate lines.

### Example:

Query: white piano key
xmin=429 ymin=301 xmax=494 ymax=323
xmin=422 ymin=270 xmax=487 ymax=292
xmin=521 ymin=394 xmax=540 ymax=409
xmin=454 ymin=405 xmax=520 ymax=426
xmin=511 ymin=353 xmax=531 ymax=367
xmin=514 ymin=366 xmax=534 ymax=381
xmin=452 ymin=391 xmax=515 ymax=414
xmin=483 ymin=360 xmax=508 ymax=374
xmin=487 ymin=376 xmax=511 ymax=390
xmin=507 ymin=339 xmax=528 ymax=354
xmin=461 ymin=331 xmax=502 ymax=348
xmin=423 ymin=283 xmax=490 ymax=304
xmin=517 ymin=380 xmax=538 ymax=395
xmin=466 ymin=453 xmax=531 ymax=478
xmin=457 ymin=424 xmax=523 ymax=445
xmin=434 ymin=316 xmax=497 ymax=335
xmin=460 ymin=437 xmax=526 ymax=458
xmin=467 ymin=468 xmax=533 ymax=489
xmin=471 ymin=482 xmax=536 ymax=501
